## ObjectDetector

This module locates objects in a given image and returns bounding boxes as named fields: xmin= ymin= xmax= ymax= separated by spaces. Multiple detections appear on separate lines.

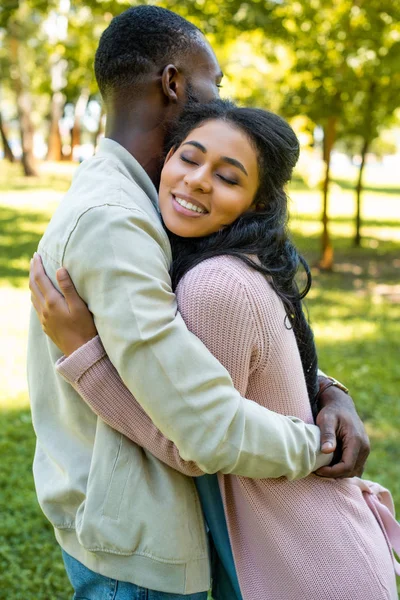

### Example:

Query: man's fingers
xmin=316 ymin=439 xmax=359 ymax=479
xmin=353 ymin=444 xmax=370 ymax=477
xmin=316 ymin=411 xmax=337 ymax=453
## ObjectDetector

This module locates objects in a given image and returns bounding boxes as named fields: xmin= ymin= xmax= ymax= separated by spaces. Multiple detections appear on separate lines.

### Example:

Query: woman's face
xmin=158 ymin=120 xmax=259 ymax=238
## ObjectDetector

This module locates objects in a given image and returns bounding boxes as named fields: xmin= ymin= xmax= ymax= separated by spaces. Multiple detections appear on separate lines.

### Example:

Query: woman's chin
xmin=162 ymin=216 xmax=203 ymax=238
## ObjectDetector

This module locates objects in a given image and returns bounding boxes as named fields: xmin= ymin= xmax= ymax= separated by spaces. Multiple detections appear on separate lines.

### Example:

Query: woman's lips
xmin=171 ymin=194 xmax=207 ymax=218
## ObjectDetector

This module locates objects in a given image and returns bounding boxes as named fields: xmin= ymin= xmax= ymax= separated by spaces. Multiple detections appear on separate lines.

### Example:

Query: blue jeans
xmin=62 ymin=550 xmax=208 ymax=600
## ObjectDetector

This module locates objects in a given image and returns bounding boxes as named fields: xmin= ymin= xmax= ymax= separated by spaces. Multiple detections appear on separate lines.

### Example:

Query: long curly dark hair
xmin=164 ymin=99 xmax=319 ymax=416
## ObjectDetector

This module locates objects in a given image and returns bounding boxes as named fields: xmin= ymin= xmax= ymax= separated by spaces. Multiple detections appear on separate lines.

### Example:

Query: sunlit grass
xmin=0 ymin=159 xmax=399 ymax=597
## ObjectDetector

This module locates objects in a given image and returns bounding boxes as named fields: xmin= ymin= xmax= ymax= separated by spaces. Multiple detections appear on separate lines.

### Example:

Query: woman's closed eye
xmin=217 ymin=173 xmax=239 ymax=186
xmin=180 ymin=154 xmax=198 ymax=166
xmin=179 ymin=152 xmax=240 ymax=185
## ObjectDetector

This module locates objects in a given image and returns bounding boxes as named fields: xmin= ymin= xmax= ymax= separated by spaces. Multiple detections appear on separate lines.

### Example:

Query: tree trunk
xmin=92 ymin=104 xmax=104 ymax=151
xmin=354 ymin=137 xmax=369 ymax=247
xmin=9 ymin=37 xmax=37 ymax=176
xmin=0 ymin=112 xmax=15 ymax=162
xmin=47 ymin=91 xmax=64 ymax=161
xmin=319 ymin=116 xmax=337 ymax=270
xmin=354 ymin=82 xmax=376 ymax=248
xmin=68 ymin=89 xmax=89 ymax=160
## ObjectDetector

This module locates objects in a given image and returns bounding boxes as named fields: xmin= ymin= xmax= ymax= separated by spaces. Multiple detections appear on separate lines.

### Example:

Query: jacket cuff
xmin=314 ymin=449 xmax=334 ymax=470
xmin=56 ymin=335 xmax=106 ymax=384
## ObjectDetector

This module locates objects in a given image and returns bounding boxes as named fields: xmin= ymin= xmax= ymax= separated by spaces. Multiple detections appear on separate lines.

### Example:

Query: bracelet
xmin=316 ymin=377 xmax=349 ymax=404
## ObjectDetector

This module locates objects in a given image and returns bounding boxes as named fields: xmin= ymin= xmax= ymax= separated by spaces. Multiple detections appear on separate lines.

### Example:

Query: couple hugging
xmin=28 ymin=6 xmax=399 ymax=600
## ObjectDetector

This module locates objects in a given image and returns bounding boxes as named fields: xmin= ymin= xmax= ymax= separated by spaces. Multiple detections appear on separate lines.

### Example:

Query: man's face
xmin=184 ymin=38 xmax=223 ymax=105
xmin=162 ymin=37 xmax=223 ymax=158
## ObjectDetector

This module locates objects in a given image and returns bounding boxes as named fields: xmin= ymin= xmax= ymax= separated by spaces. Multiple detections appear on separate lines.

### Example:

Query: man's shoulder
xmin=39 ymin=155 xmax=162 ymax=265
xmin=68 ymin=154 xmax=142 ymax=205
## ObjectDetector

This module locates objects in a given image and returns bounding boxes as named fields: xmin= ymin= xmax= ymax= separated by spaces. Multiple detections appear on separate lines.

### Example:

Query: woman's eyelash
xmin=180 ymin=155 xmax=197 ymax=165
xmin=180 ymin=155 xmax=237 ymax=185
xmin=218 ymin=174 xmax=238 ymax=185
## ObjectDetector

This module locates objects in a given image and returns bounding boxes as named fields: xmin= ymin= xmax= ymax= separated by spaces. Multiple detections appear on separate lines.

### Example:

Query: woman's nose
xmin=183 ymin=166 xmax=212 ymax=193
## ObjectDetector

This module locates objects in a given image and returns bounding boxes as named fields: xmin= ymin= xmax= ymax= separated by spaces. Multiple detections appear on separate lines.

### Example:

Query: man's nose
xmin=184 ymin=166 xmax=212 ymax=193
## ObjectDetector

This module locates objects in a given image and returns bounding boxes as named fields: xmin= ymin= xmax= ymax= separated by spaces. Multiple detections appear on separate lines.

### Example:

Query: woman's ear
xmin=164 ymin=146 xmax=176 ymax=164
xmin=161 ymin=64 xmax=186 ymax=103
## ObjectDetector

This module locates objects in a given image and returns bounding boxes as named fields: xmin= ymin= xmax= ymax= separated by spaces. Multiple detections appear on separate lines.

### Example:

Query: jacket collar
xmin=97 ymin=138 xmax=159 ymax=211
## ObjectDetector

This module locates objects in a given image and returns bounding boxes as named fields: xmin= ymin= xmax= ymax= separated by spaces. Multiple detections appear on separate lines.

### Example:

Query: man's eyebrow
xmin=182 ymin=141 xmax=207 ymax=153
xmin=221 ymin=156 xmax=248 ymax=176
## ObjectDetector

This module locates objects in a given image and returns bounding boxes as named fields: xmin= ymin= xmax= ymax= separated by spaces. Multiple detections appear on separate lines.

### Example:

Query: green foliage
xmin=0 ymin=406 xmax=70 ymax=598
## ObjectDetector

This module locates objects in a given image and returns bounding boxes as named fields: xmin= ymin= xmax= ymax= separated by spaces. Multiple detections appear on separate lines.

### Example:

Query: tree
xmin=338 ymin=2 xmax=400 ymax=246
xmin=9 ymin=33 xmax=37 ymax=175
xmin=0 ymin=109 xmax=14 ymax=162
xmin=0 ymin=0 xmax=54 ymax=175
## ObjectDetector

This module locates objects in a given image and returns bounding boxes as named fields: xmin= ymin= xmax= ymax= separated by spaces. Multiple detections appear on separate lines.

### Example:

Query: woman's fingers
xmin=30 ymin=290 xmax=42 ymax=319
xmin=29 ymin=257 xmax=45 ymax=304
xmin=31 ymin=253 xmax=57 ymax=299
xmin=56 ymin=268 xmax=82 ymax=311
xmin=30 ymin=254 xmax=69 ymax=323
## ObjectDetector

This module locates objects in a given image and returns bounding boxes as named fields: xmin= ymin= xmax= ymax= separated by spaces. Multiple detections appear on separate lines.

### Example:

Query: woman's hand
xmin=29 ymin=253 xmax=98 ymax=356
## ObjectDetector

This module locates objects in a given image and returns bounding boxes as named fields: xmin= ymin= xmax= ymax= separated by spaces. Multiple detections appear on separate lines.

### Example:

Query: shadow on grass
xmin=291 ymin=174 xmax=400 ymax=196
xmin=292 ymin=213 xmax=400 ymax=229
xmin=291 ymin=229 xmax=400 ymax=289
xmin=0 ymin=205 xmax=51 ymax=287
xmin=333 ymin=177 xmax=400 ymax=196
xmin=0 ymin=172 xmax=72 ymax=194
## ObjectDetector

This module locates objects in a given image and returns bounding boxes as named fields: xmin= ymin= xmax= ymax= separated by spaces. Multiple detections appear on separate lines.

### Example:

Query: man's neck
xmin=105 ymin=100 xmax=167 ymax=187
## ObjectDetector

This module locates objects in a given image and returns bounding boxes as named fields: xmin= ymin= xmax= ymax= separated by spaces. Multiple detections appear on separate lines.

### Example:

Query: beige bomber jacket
xmin=27 ymin=138 xmax=330 ymax=594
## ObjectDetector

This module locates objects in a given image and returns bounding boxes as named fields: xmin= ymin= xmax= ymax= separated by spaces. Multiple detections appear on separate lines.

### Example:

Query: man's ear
xmin=161 ymin=64 xmax=186 ymax=103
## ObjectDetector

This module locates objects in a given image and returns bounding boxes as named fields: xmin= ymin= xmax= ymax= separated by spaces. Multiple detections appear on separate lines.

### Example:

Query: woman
xmin=31 ymin=100 xmax=399 ymax=599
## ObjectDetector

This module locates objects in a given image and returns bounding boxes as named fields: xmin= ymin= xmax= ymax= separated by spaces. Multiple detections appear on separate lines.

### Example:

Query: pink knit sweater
xmin=57 ymin=255 xmax=399 ymax=599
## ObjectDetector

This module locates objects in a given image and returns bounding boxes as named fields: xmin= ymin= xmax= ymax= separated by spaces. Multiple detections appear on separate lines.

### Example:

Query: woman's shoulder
xmin=178 ymin=255 xmax=276 ymax=300
xmin=176 ymin=255 xmax=281 ymax=323
xmin=178 ymin=254 xmax=264 ymax=287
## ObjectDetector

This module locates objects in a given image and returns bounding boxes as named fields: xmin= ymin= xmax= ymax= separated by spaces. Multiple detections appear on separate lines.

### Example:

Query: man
xmin=28 ymin=6 xmax=369 ymax=599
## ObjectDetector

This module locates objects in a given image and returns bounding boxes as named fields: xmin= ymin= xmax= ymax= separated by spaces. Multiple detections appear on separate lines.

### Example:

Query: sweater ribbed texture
xmin=57 ymin=255 xmax=398 ymax=599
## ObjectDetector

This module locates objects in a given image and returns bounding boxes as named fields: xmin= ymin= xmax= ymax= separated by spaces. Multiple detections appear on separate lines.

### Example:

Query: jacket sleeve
xmin=63 ymin=203 xmax=331 ymax=479
xmin=56 ymin=336 xmax=204 ymax=477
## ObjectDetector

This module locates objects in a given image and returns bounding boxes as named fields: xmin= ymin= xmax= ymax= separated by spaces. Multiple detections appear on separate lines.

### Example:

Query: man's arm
xmin=58 ymin=202 xmax=332 ymax=479
xmin=56 ymin=336 xmax=205 ymax=477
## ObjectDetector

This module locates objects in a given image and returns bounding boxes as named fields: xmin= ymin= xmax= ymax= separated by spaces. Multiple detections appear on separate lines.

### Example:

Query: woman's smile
xmin=159 ymin=120 xmax=259 ymax=238
xmin=172 ymin=193 xmax=209 ymax=216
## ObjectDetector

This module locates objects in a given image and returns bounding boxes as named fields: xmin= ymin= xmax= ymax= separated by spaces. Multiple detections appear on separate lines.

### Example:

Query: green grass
xmin=0 ymin=160 xmax=399 ymax=597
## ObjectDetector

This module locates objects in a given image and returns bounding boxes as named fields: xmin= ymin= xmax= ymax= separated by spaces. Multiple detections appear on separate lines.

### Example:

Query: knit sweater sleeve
xmin=55 ymin=259 xmax=260 ymax=476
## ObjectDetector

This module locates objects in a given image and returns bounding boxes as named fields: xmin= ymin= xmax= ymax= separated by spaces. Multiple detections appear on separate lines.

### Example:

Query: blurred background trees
xmin=0 ymin=0 xmax=399 ymax=265
xmin=0 ymin=6 xmax=399 ymax=595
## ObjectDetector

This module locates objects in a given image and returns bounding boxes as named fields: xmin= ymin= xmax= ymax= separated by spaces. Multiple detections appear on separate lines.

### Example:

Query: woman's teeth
xmin=175 ymin=196 xmax=206 ymax=214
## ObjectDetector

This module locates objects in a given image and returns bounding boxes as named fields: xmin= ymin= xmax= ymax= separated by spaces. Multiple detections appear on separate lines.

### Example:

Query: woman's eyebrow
xmin=182 ymin=141 xmax=207 ymax=153
xmin=221 ymin=156 xmax=248 ymax=176
xmin=182 ymin=141 xmax=248 ymax=176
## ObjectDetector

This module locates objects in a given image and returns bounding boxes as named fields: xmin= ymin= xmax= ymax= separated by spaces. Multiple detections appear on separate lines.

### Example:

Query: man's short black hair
xmin=94 ymin=5 xmax=202 ymax=100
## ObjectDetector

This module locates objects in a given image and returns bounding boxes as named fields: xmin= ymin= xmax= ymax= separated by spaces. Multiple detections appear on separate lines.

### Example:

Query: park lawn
xmin=0 ymin=161 xmax=399 ymax=598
